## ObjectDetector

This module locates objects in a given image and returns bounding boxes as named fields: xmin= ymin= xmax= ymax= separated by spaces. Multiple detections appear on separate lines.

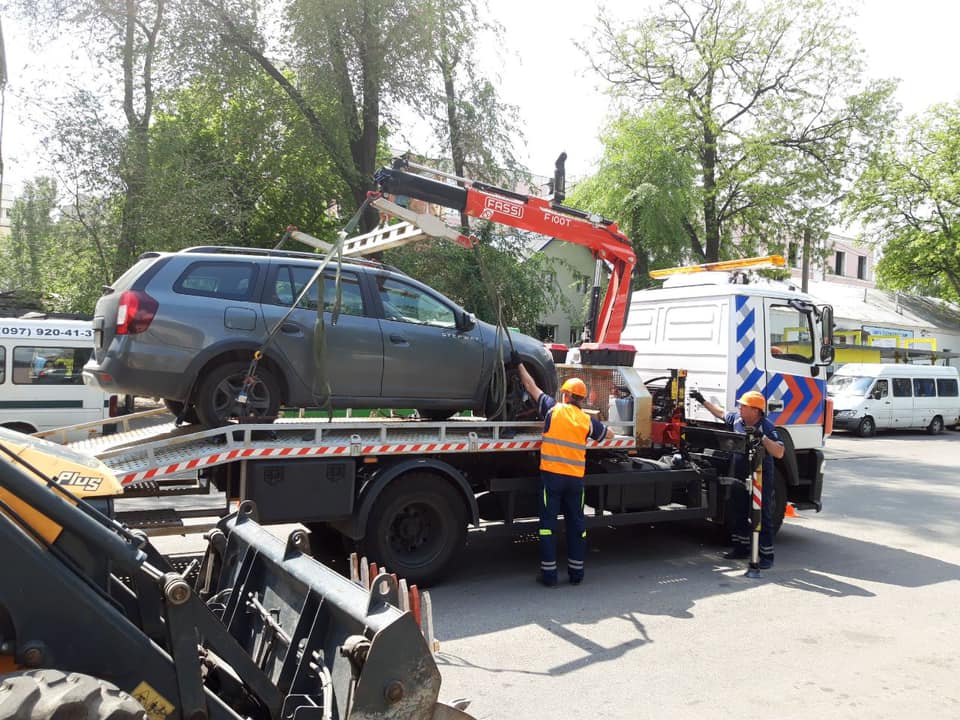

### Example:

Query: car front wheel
xmin=195 ymin=361 xmax=281 ymax=427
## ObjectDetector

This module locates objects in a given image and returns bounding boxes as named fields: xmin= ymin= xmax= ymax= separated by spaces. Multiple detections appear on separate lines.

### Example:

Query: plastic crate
xmin=578 ymin=343 xmax=636 ymax=366
xmin=545 ymin=343 xmax=569 ymax=364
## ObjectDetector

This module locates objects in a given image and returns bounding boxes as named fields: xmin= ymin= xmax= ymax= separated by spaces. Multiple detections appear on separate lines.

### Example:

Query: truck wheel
xmin=365 ymin=473 xmax=467 ymax=586
xmin=195 ymin=361 xmax=281 ymax=427
xmin=0 ymin=669 xmax=146 ymax=720
xmin=162 ymin=399 xmax=200 ymax=425
xmin=927 ymin=415 xmax=944 ymax=435
xmin=856 ymin=416 xmax=876 ymax=438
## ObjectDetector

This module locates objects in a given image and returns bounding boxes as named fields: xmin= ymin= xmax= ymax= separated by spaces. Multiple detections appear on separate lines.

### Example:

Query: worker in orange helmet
xmin=690 ymin=388 xmax=785 ymax=569
xmin=517 ymin=363 xmax=614 ymax=587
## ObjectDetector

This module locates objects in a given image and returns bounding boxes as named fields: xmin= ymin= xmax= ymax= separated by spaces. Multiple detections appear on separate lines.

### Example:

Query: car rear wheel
xmin=195 ymin=361 xmax=281 ymax=427
xmin=0 ymin=669 xmax=146 ymax=720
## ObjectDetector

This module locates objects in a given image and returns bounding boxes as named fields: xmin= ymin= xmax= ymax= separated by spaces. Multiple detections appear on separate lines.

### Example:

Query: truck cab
xmin=622 ymin=265 xmax=835 ymax=513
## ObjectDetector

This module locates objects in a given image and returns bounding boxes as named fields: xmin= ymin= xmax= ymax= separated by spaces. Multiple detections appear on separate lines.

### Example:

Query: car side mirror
xmin=456 ymin=310 xmax=476 ymax=331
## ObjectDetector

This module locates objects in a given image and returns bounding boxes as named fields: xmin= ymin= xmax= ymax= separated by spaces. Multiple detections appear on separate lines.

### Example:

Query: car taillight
xmin=116 ymin=290 xmax=158 ymax=334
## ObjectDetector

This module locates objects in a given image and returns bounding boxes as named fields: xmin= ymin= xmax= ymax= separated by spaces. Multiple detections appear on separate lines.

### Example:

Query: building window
xmin=834 ymin=251 xmax=845 ymax=276
xmin=857 ymin=255 xmax=867 ymax=280
xmin=535 ymin=324 xmax=557 ymax=343
xmin=569 ymin=326 xmax=582 ymax=344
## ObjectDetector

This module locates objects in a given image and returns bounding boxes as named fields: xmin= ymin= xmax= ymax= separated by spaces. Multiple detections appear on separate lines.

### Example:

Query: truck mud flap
xmin=199 ymin=501 xmax=473 ymax=720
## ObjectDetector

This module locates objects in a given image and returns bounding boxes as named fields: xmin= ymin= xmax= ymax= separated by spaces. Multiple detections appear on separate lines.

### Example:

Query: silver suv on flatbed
xmin=83 ymin=246 xmax=557 ymax=426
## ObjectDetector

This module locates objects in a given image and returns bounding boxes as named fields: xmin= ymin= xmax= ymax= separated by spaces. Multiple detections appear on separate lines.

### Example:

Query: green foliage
xmin=382 ymin=225 xmax=562 ymax=333
xmin=847 ymin=102 xmax=960 ymax=301
xmin=588 ymin=0 xmax=892 ymax=263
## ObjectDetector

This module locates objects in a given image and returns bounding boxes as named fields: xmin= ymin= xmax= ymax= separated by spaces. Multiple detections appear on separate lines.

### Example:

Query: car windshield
xmin=828 ymin=375 xmax=873 ymax=396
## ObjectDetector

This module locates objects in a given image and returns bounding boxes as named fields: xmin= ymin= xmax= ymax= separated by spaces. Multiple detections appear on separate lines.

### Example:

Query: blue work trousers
xmin=539 ymin=470 xmax=586 ymax=584
xmin=728 ymin=466 xmax=775 ymax=562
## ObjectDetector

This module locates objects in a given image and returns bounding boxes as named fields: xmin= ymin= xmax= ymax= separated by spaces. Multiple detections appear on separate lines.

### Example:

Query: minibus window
xmin=892 ymin=378 xmax=912 ymax=397
xmin=913 ymin=378 xmax=936 ymax=397
xmin=936 ymin=378 xmax=958 ymax=397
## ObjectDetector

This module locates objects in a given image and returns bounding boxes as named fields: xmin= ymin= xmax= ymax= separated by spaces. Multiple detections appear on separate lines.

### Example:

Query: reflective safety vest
xmin=540 ymin=403 xmax=592 ymax=477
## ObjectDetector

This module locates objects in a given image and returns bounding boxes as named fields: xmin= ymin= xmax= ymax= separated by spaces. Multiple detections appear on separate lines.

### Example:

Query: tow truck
xmin=24 ymin=157 xmax=835 ymax=589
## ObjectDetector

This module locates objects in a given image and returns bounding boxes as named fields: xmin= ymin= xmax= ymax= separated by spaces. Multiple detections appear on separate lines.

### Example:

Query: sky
xmin=1 ymin=0 xmax=959 ymax=194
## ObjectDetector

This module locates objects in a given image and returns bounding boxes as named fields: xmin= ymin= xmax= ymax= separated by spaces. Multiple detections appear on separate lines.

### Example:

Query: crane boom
xmin=373 ymin=159 xmax=636 ymax=346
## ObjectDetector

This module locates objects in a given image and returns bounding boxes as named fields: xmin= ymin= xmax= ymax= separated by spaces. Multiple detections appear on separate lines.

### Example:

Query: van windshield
xmin=828 ymin=375 xmax=873 ymax=396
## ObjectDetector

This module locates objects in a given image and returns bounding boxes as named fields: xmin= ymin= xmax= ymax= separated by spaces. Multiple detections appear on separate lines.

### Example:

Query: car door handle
xmin=389 ymin=334 xmax=410 ymax=346
xmin=767 ymin=402 xmax=783 ymax=412
xmin=280 ymin=323 xmax=303 ymax=336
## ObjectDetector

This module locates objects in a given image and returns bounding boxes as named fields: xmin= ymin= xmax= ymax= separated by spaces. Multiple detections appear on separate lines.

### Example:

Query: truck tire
xmin=0 ymin=670 xmax=146 ymax=720
xmin=772 ymin=468 xmax=788 ymax=536
xmin=927 ymin=415 xmax=944 ymax=435
xmin=195 ymin=361 xmax=281 ymax=427
xmin=365 ymin=473 xmax=467 ymax=587
xmin=856 ymin=416 xmax=876 ymax=438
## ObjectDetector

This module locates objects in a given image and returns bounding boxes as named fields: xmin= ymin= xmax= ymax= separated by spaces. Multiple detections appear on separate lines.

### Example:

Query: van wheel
xmin=1 ymin=422 xmax=36 ymax=435
xmin=364 ymin=473 xmax=467 ymax=586
xmin=195 ymin=361 xmax=281 ymax=427
xmin=162 ymin=399 xmax=200 ymax=425
xmin=927 ymin=415 xmax=944 ymax=435
xmin=0 ymin=669 xmax=146 ymax=720
xmin=856 ymin=416 xmax=876 ymax=438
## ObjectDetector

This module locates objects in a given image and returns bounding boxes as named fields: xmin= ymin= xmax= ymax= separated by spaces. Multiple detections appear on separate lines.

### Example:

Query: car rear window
xmin=174 ymin=262 xmax=258 ymax=301
xmin=936 ymin=378 xmax=958 ymax=397
xmin=892 ymin=378 xmax=912 ymax=397
xmin=109 ymin=256 xmax=162 ymax=292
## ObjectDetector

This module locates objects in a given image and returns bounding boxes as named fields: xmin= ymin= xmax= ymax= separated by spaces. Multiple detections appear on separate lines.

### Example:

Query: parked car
xmin=828 ymin=362 xmax=960 ymax=436
xmin=83 ymin=246 xmax=557 ymax=426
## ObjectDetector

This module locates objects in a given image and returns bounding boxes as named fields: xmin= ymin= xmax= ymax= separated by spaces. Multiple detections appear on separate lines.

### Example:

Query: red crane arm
xmin=374 ymin=164 xmax=636 ymax=345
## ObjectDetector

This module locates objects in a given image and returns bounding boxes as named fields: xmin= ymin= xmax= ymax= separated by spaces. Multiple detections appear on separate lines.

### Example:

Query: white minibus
xmin=828 ymin=363 xmax=960 ymax=437
xmin=0 ymin=316 xmax=117 ymax=438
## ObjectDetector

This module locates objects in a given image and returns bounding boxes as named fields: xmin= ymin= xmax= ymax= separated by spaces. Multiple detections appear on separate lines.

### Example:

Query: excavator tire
xmin=0 ymin=670 xmax=146 ymax=720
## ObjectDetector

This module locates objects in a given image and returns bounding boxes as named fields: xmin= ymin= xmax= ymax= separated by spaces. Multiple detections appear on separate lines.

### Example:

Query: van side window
xmin=937 ymin=378 xmax=958 ymax=397
xmin=12 ymin=346 xmax=91 ymax=385
xmin=768 ymin=304 xmax=813 ymax=363
xmin=0 ymin=347 xmax=4 ymax=384
xmin=892 ymin=378 xmax=912 ymax=397
xmin=913 ymin=378 xmax=936 ymax=397
xmin=871 ymin=379 xmax=888 ymax=399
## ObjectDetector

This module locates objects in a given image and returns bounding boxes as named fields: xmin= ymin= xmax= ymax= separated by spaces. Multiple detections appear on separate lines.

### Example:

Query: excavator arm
xmin=372 ymin=158 xmax=636 ymax=346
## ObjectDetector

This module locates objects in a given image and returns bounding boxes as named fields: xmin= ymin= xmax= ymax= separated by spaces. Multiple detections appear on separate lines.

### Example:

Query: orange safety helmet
xmin=737 ymin=390 xmax=767 ymax=412
xmin=560 ymin=377 xmax=587 ymax=399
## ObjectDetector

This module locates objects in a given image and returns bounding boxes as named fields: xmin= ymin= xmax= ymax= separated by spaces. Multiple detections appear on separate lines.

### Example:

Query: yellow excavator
xmin=0 ymin=426 xmax=473 ymax=719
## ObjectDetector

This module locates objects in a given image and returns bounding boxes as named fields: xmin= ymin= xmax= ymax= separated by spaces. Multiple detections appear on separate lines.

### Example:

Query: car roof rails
xmin=179 ymin=245 xmax=406 ymax=275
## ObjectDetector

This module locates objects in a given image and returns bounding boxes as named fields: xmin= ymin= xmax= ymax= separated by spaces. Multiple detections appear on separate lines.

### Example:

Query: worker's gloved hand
xmin=507 ymin=350 xmax=522 ymax=367
xmin=689 ymin=389 xmax=705 ymax=404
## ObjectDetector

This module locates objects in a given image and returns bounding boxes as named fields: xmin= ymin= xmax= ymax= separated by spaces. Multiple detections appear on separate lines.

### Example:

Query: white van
xmin=828 ymin=363 xmax=960 ymax=437
xmin=0 ymin=316 xmax=117 ymax=438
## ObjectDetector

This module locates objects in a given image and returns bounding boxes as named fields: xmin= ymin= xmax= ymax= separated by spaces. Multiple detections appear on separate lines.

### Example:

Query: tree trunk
xmin=701 ymin=122 xmax=720 ymax=262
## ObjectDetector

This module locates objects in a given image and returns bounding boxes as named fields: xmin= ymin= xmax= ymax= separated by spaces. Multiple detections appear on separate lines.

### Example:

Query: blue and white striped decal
xmin=735 ymin=295 xmax=763 ymax=398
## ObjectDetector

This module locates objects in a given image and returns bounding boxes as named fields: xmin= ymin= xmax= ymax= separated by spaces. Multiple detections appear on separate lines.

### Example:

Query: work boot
xmin=535 ymin=575 xmax=559 ymax=589
xmin=758 ymin=557 xmax=775 ymax=570
xmin=722 ymin=547 xmax=750 ymax=560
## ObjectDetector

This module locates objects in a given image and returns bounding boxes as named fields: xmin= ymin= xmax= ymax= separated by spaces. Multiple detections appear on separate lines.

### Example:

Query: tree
xmin=2 ymin=177 xmax=58 ymax=291
xmin=587 ymin=0 xmax=890 ymax=263
xmin=847 ymin=102 xmax=960 ymax=302
xmin=567 ymin=107 xmax=695 ymax=286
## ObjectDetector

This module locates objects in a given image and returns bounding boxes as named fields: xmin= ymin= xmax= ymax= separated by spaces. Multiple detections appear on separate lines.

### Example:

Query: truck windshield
xmin=827 ymin=375 xmax=873 ymax=396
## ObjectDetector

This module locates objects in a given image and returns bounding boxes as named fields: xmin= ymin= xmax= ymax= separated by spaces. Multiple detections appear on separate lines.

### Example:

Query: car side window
xmin=913 ymin=378 xmax=935 ymax=397
xmin=937 ymin=378 xmax=958 ymax=397
xmin=871 ymin=379 xmax=888 ymax=399
xmin=270 ymin=266 xmax=364 ymax=316
xmin=892 ymin=378 xmax=912 ymax=397
xmin=378 ymin=277 xmax=456 ymax=328
xmin=174 ymin=261 xmax=258 ymax=301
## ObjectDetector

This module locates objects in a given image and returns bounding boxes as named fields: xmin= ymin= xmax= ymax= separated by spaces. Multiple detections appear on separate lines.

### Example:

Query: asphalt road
xmin=135 ymin=428 xmax=960 ymax=719
xmin=430 ymin=429 xmax=960 ymax=719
